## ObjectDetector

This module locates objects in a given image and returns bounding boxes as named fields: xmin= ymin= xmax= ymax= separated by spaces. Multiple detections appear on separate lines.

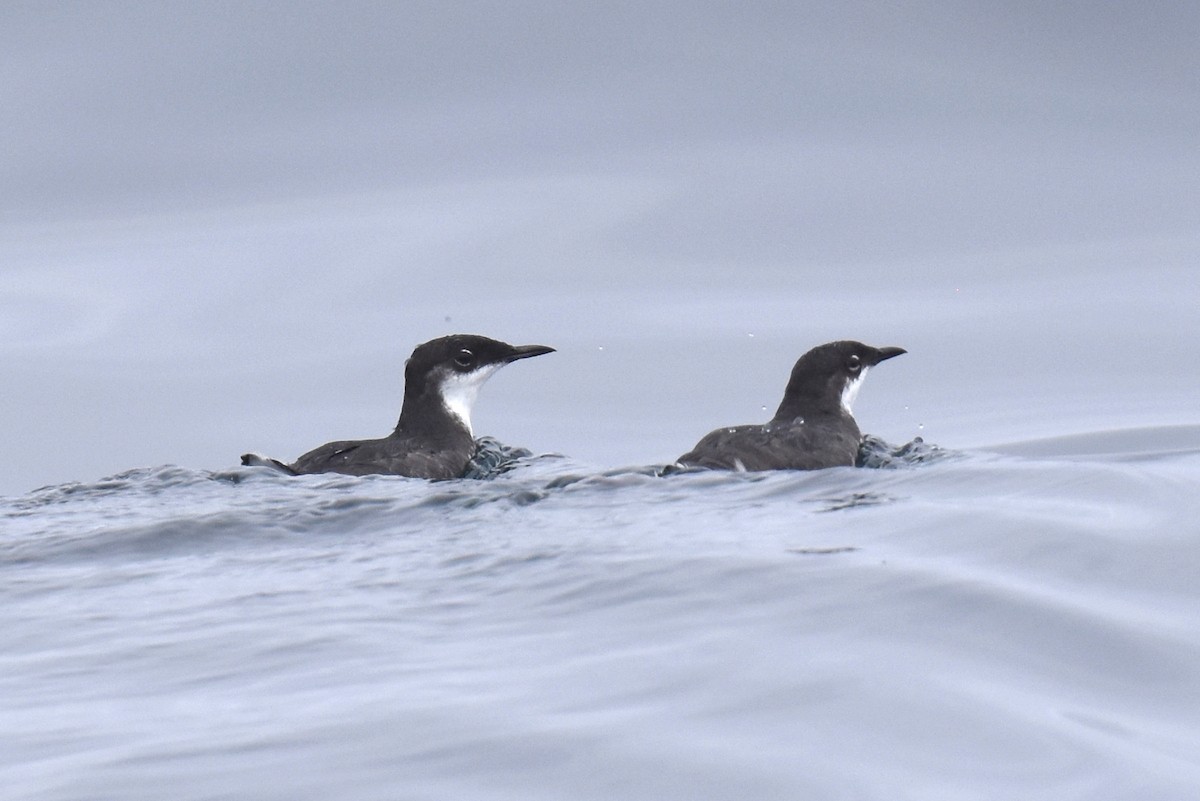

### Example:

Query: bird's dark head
xmin=775 ymin=340 xmax=905 ymax=421
xmin=401 ymin=334 xmax=555 ymax=434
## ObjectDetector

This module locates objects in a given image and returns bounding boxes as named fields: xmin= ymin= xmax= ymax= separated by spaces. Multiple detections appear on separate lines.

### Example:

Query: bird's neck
xmin=394 ymin=383 xmax=473 ymax=441
xmin=771 ymin=377 xmax=849 ymax=424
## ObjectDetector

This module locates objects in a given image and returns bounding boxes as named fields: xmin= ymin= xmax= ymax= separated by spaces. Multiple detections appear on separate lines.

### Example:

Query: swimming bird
xmin=676 ymin=340 xmax=905 ymax=471
xmin=241 ymin=334 xmax=554 ymax=479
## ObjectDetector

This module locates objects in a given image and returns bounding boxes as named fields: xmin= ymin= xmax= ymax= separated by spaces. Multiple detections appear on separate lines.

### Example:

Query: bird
xmin=676 ymin=340 xmax=905 ymax=472
xmin=240 ymin=334 xmax=554 ymax=479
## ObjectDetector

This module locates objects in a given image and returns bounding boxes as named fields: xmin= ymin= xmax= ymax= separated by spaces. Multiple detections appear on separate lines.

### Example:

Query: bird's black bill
xmin=874 ymin=346 xmax=906 ymax=363
xmin=506 ymin=344 xmax=556 ymax=362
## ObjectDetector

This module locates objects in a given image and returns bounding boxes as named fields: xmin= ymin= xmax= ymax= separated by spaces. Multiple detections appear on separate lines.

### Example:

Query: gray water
xmin=4 ymin=429 xmax=1200 ymax=800
xmin=5 ymin=5 xmax=1200 ymax=799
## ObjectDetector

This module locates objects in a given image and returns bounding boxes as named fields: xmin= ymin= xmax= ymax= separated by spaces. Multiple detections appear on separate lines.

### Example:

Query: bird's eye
xmin=848 ymin=354 xmax=862 ymax=372
xmin=454 ymin=349 xmax=474 ymax=368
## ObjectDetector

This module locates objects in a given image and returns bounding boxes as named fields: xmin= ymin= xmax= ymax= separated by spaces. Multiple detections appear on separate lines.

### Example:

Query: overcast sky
xmin=2 ymin=2 xmax=1198 ymax=494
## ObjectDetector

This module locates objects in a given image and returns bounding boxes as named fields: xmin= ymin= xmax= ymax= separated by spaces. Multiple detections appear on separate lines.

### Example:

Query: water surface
xmin=4 ymin=427 xmax=1199 ymax=800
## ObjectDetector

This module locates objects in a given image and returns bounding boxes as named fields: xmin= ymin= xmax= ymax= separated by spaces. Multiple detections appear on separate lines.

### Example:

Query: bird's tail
xmin=240 ymin=452 xmax=299 ymax=475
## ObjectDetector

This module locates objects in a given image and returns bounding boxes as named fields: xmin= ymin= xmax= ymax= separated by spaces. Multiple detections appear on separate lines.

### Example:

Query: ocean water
xmin=5 ymin=4 xmax=1199 ymax=798
xmin=4 ymin=427 xmax=1200 ymax=801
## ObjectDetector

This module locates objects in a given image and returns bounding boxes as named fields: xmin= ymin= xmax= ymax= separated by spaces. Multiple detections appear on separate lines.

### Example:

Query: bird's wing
xmin=290 ymin=437 xmax=470 ymax=479
xmin=677 ymin=424 xmax=769 ymax=470
xmin=678 ymin=420 xmax=858 ymax=471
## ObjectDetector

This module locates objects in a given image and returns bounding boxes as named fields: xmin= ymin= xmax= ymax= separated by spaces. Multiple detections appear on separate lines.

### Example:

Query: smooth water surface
xmin=4 ymin=7 xmax=1199 ymax=798
xmin=4 ymin=427 xmax=1200 ymax=800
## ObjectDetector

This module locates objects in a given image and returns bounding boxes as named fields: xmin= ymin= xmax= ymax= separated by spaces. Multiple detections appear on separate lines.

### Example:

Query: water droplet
xmin=597 ymin=346 xmax=605 ymax=351
xmin=917 ymin=423 xmax=924 ymax=431
xmin=747 ymin=332 xmax=755 ymax=338
xmin=760 ymin=405 xmax=768 ymax=412
xmin=794 ymin=416 xmax=805 ymax=425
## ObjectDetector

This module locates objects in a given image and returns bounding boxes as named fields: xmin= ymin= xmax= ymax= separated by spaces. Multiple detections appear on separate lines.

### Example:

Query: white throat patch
xmin=841 ymin=366 xmax=869 ymax=414
xmin=438 ymin=364 xmax=502 ymax=435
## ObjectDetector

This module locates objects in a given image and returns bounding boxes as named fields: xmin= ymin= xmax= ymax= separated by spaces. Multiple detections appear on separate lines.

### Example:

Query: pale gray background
xmin=3 ymin=2 xmax=1198 ymax=495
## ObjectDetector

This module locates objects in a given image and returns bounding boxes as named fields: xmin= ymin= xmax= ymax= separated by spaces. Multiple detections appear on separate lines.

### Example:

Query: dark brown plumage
xmin=677 ymin=340 xmax=905 ymax=472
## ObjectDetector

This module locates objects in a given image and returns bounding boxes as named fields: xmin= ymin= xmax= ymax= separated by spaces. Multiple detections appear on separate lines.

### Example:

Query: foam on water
xmin=3 ymin=427 xmax=1200 ymax=800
